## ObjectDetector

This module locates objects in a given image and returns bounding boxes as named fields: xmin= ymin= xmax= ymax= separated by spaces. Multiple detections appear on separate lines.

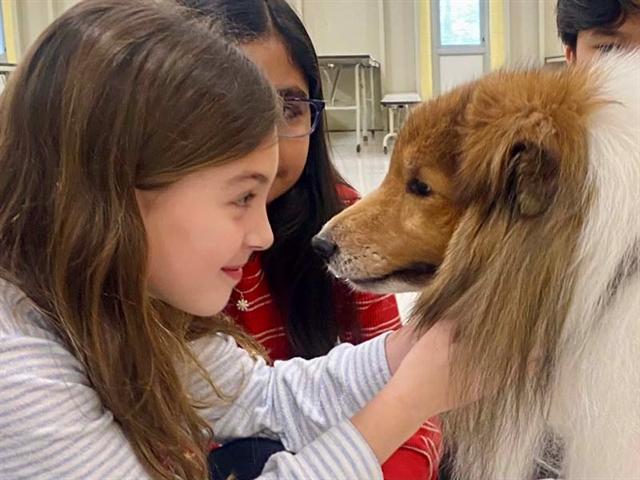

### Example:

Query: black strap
xmin=208 ymin=438 xmax=286 ymax=480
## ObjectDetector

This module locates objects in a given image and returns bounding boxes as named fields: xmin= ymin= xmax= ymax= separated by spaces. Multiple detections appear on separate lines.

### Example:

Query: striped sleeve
xmin=258 ymin=421 xmax=381 ymax=480
xmin=189 ymin=331 xmax=391 ymax=479
xmin=189 ymin=332 xmax=392 ymax=451
xmin=1 ymin=280 xmax=392 ymax=480
xmin=347 ymin=293 xmax=444 ymax=479
xmin=0 ymin=334 xmax=152 ymax=480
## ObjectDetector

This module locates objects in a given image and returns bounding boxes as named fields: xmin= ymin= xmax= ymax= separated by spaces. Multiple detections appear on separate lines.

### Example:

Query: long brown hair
xmin=0 ymin=0 xmax=278 ymax=478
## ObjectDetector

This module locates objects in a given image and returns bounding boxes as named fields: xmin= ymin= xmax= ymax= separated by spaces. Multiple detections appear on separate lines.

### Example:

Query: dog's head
xmin=313 ymin=84 xmax=473 ymax=293
xmin=314 ymin=67 xmax=596 ymax=297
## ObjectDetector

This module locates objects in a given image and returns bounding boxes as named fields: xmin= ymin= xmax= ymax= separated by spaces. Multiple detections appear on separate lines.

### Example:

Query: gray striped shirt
xmin=0 ymin=279 xmax=390 ymax=479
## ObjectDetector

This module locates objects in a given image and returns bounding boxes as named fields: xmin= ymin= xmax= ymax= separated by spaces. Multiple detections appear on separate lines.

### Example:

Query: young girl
xmin=0 ymin=1 xmax=465 ymax=479
xmin=180 ymin=1 xmax=442 ymax=478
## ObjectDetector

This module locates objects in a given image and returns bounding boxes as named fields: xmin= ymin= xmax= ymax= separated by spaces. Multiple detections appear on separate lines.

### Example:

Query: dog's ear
xmin=506 ymin=141 xmax=559 ymax=217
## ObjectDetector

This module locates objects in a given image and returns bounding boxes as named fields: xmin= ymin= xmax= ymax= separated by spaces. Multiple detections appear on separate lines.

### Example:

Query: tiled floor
xmin=328 ymin=131 xmax=420 ymax=323
xmin=329 ymin=131 xmax=391 ymax=196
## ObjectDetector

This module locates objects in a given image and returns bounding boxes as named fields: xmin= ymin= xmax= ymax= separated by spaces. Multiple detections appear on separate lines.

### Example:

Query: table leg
xmin=362 ymin=67 xmax=368 ymax=143
xmin=383 ymin=106 xmax=395 ymax=154
xmin=369 ymin=66 xmax=376 ymax=138
xmin=355 ymin=63 xmax=362 ymax=153
xmin=329 ymin=68 xmax=341 ymax=106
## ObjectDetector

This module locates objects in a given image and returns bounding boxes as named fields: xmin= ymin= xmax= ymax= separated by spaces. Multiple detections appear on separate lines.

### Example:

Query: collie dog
xmin=313 ymin=51 xmax=640 ymax=479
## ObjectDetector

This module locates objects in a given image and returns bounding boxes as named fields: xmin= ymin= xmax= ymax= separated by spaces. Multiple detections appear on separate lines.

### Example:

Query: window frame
xmin=0 ymin=4 xmax=7 ymax=64
xmin=435 ymin=0 xmax=488 ymax=53
xmin=430 ymin=0 xmax=491 ymax=94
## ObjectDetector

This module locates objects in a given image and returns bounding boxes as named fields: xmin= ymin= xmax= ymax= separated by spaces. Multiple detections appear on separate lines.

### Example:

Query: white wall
xmin=8 ymin=0 xmax=81 ymax=59
xmin=8 ymin=0 xmax=563 ymax=78
xmin=506 ymin=0 xmax=564 ymax=65
xmin=542 ymin=0 xmax=565 ymax=60
xmin=383 ymin=0 xmax=418 ymax=94
xmin=299 ymin=0 xmax=419 ymax=130
xmin=508 ymin=0 xmax=540 ymax=64
xmin=304 ymin=1 xmax=384 ymax=61
xmin=13 ymin=1 xmax=52 ymax=59
xmin=9 ymin=0 xmax=416 ymax=92
xmin=302 ymin=0 xmax=418 ymax=94
xmin=7 ymin=0 xmax=562 ymax=131
xmin=286 ymin=0 xmax=303 ymax=17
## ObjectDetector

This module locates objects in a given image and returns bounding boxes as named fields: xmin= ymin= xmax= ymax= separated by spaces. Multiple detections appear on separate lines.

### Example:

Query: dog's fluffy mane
xmin=413 ymin=50 xmax=640 ymax=479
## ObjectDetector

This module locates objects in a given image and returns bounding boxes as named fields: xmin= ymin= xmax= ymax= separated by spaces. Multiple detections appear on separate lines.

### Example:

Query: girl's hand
xmin=388 ymin=319 xmax=466 ymax=417
xmin=352 ymin=319 xmax=480 ymax=464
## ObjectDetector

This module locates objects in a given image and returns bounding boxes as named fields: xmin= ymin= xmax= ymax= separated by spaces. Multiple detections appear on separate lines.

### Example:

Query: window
xmin=0 ymin=5 xmax=6 ymax=63
xmin=430 ymin=0 xmax=489 ymax=95
xmin=439 ymin=0 xmax=483 ymax=47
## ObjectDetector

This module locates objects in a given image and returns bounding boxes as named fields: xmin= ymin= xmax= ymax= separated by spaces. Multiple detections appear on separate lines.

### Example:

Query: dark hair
xmin=0 ymin=0 xmax=278 ymax=478
xmin=180 ymin=0 xmax=360 ymax=359
xmin=557 ymin=0 xmax=640 ymax=51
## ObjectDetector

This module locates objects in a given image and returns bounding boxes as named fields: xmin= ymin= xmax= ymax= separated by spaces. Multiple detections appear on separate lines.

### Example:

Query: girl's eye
xmin=234 ymin=192 xmax=256 ymax=208
xmin=283 ymin=102 xmax=304 ymax=121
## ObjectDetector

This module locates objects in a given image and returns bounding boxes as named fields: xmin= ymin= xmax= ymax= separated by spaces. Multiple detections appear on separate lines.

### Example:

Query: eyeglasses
xmin=277 ymin=98 xmax=325 ymax=138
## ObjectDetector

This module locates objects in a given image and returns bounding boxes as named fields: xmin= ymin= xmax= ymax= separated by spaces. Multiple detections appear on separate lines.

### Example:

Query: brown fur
xmin=320 ymin=65 xmax=605 ymax=478
xmin=320 ymin=85 xmax=473 ymax=290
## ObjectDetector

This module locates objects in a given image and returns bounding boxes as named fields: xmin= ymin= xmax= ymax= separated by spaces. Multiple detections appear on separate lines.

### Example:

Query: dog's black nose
xmin=311 ymin=235 xmax=337 ymax=260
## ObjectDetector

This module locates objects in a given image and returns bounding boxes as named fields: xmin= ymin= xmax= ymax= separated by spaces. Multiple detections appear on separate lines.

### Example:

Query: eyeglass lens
xmin=277 ymin=99 xmax=319 ymax=138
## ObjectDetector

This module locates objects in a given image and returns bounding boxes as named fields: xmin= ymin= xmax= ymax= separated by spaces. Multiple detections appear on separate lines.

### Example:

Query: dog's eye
xmin=406 ymin=178 xmax=432 ymax=197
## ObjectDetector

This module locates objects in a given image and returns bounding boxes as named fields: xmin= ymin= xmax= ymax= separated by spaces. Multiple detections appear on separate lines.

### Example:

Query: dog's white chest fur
xmin=548 ymin=51 xmax=640 ymax=480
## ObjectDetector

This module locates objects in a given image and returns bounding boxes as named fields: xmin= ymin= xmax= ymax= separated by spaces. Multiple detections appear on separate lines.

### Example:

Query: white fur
xmin=552 ymin=50 xmax=640 ymax=480
xmin=492 ymin=50 xmax=640 ymax=479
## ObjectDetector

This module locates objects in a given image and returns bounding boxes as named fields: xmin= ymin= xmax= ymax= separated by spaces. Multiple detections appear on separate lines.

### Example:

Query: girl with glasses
xmin=180 ymin=1 xmax=442 ymax=479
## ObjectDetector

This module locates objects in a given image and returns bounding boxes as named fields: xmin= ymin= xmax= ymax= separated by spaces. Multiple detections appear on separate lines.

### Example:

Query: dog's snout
xmin=311 ymin=234 xmax=338 ymax=260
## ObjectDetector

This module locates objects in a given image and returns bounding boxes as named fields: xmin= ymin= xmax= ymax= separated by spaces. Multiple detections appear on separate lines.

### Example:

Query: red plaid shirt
xmin=223 ymin=187 xmax=442 ymax=480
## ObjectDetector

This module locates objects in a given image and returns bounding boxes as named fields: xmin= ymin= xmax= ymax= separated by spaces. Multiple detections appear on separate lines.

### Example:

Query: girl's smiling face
xmin=137 ymin=134 xmax=278 ymax=316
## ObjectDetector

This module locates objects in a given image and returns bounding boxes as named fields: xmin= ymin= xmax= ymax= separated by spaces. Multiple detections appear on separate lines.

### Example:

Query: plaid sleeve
xmin=382 ymin=418 xmax=443 ymax=480
xmin=354 ymin=292 xmax=402 ymax=341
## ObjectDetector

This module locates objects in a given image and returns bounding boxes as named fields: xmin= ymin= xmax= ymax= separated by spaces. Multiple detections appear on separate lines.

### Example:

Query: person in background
xmin=180 ymin=1 xmax=442 ymax=479
xmin=558 ymin=0 xmax=640 ymax=64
